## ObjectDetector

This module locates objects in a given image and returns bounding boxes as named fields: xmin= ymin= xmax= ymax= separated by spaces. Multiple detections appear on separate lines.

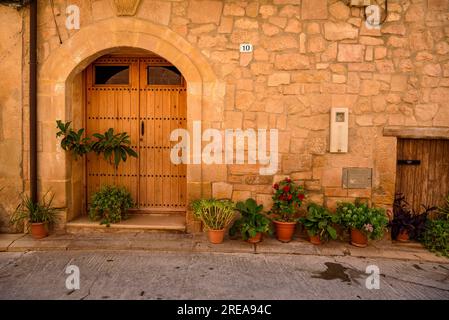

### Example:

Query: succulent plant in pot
xmin=229 ymin=198 xmax=272 ymax=244
xmin=270 ymin=178 xmax=305 ymax=243
xmin=299 ymin=203 xmax=337 ymax=245
xmin=10 ymin=191 xmax=59 ymax=239
xmin=335 ymin=200 xmax=389 ymax=247
xmin=192 ymin=199 xmax=236 ymax=244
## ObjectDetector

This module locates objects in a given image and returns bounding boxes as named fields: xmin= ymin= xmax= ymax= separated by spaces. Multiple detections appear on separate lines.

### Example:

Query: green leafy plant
xmin=89 ymin=185 xmax=134 ymax=226
xmin=437 ymin=195 xmax=449 ymax=221
xmin=421 ymin=195 xmax=449 ymax=257
xmin=56 ymin=120 xmax=91 ymax=158
xmin=10 ymin=191 xmax=59 ymax=228
xmin=422 ymin=219 xmax=449 ymax=257
xmin=335 ymin=200 xmax=388 ymax=240
xmin=90 ymin=128 xmax=138 ymax=169
xmin=299 ymin=203 xmax=337 ymax=242
xmin=56 ymin=121 xmax=138 ymax=168
xmin=271 ymin=178 xmax=305 ymax=222
xmin=229 ymin=198 xmax=272 ymax=240
xmin=191 ymin=199 xmax=235 ymax=230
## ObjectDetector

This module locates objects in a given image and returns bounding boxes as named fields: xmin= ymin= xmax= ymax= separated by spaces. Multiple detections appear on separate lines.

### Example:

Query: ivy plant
xmin=89 ymin=185 xmax=134 ymax=226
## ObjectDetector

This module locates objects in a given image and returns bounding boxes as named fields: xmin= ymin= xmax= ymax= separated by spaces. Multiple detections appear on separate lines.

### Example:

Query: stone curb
xmin=1 ymin=233 xmax=448 ymax=264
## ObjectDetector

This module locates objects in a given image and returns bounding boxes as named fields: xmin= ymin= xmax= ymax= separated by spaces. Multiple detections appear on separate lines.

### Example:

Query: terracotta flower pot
xmin=350 ymin=228 xmax=368 ymax=247
xmin=309 ymin=234 xmax=321 ymax=245
xmin=247 ymin=233 xmax=262 ymax=244
xmin=30 ymin=222 xmax=48 ymax=239
xmin=207 ymin=229 xmax=225 ymax=244
xmin=273 ymin=221 xmax=296 ymax=243
xmin=396 ymin=230 xmax=410 ymax=242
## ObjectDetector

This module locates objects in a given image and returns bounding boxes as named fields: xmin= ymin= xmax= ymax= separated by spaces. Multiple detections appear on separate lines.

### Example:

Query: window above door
xmin=147 ymin=66 xmax=183 ymax=86
xmin=94 ymin=65 xmax=130 ymax=85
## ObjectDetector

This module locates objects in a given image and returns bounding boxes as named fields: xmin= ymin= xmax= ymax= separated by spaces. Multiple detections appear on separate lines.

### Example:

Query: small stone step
xmin=66 ymin=213 xmax=186 ymax=234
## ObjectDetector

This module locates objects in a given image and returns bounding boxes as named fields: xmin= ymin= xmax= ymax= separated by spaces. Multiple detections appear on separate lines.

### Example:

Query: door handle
xmin=141 ymin=120 xmax=145 ymax=136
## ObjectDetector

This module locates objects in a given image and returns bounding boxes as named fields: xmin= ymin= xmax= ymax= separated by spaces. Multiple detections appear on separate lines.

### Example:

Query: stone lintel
xmin=383 ymin=126 xmax=449 ymax=139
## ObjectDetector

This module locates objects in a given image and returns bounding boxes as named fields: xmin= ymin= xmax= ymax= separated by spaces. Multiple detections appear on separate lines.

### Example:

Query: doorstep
xmin=0 ymin=233 xmax=447 ymax=264
xmin=66 ymin=213 xmax=186 ymax=234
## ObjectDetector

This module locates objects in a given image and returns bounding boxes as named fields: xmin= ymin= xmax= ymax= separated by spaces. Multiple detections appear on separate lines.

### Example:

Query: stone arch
xmin=37 ymin=17 xmax=224 ymax=231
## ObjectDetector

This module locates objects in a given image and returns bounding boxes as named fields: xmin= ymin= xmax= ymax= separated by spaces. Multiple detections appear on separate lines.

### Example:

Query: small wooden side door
xmin=395 ymin=139 xmax=449 ymax=212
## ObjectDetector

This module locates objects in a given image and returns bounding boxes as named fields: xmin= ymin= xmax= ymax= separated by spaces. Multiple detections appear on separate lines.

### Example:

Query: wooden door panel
xmin=396 ymin=139 xmax=449 ymax=212
xmin=139 ymin=88 xmax=187 ymax=209
xmin=86 ymin=60 xmax=139 ymax=205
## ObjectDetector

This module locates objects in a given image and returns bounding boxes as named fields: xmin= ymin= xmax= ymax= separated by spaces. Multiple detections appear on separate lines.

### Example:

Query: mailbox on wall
xmin=330 ymin=107 xmax=349 ymax=153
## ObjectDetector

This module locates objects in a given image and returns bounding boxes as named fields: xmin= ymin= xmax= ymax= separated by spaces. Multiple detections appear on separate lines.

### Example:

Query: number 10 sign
xmin=239 ymin=43 xmax=253 ymax=53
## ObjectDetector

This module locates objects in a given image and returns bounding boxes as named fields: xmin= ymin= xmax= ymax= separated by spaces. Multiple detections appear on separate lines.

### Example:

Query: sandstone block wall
xmin=0 ymin=0 xmax=448 ymax=231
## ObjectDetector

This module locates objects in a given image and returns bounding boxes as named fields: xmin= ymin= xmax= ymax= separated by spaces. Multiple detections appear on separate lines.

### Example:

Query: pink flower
xmin=364 ymin=224 xmax=374 ymax=233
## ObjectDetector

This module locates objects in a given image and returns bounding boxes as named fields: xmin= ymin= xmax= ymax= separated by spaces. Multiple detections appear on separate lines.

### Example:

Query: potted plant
xmin=389 ymin=194 xmax=415 ymax=242
xmin=421 ymin=195 xmax=449 ymax=257
xmin=89 ymin=185 xmax=134 ymax=226
xmin=390 ymin=193 xmax=437 ymax=242
xmin=389 ymin=193 xmax=437 ymax=242
xmin=336 ymin=201 xmax=389 ymax=247
xmin=192 ymin=199 xmax=236 ymax=244
xmin=229 ymin=198 xmax=272 ymax=244
xmin=10 ymin=191 xmax=58 ymax=239
xmin=270 ymin=178 xmax=305 ymax=243
xmin=299 ymin=203 xmax=337 ymax=245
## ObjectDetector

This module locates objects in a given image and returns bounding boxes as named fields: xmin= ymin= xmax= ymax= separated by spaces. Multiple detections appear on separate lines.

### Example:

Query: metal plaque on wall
xmin=342 ymin=168 xmax=372 ymax=189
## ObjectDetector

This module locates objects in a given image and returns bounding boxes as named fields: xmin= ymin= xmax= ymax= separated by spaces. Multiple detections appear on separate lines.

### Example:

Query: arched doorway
xmin=85 ymin=52 xmax=187 ymax=212
xmin=37 ymin=17 xmax=224 ymax=232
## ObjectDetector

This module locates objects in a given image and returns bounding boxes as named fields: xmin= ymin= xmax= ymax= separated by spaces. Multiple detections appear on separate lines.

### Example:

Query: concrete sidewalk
xmin=1 ymin=232 xmax=448 ymax=264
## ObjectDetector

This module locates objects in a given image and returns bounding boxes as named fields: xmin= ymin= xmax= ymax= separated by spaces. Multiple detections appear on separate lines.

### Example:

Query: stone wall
xmin=1 ymin=0 xmax=449 ymax=231
xmin=0 ymin=5 xmax=25 ymax=232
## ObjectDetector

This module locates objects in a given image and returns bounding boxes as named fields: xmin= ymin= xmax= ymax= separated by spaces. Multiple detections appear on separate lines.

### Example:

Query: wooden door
xmin=395 ymin=139 xmax=449 ymax=212
xmin=138 ymin=58 xmax=187 ymax=210
xmin=85 ymin=55 xmax=187 ymax=211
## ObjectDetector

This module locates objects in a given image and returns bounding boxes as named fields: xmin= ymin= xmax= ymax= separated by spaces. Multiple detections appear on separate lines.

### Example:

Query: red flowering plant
xmin=271 ymin=178 xmax=305 ymax=222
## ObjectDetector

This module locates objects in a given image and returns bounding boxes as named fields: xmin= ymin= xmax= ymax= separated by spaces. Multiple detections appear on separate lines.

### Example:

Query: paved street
xmin=0 ymin=250 xmax=448 ymax=299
